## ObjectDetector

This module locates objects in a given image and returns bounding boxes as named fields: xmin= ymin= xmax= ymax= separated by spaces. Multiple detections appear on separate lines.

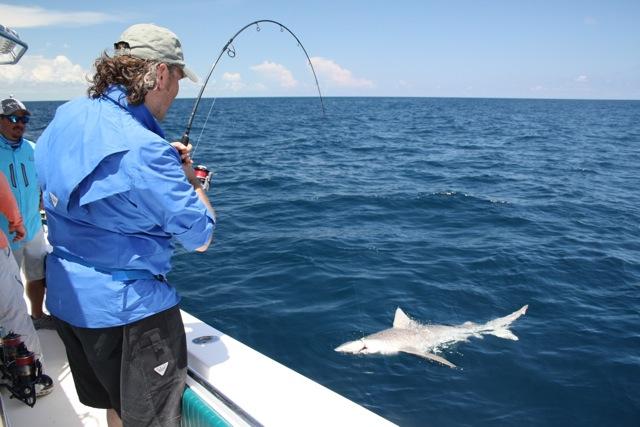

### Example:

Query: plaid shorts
xmin=54 ymin=305 xmax=187 ymax=426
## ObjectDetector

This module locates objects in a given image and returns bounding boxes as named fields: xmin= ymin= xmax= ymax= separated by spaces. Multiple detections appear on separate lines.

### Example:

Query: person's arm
xmin=131 ymin=140 xmax=215 ymax=253
xmin=171 ymin=141 xmax=216 ymax=252
xmin=187 ymin=183 xmax=215 ymax=252
xmin=0 ymin=173 xmax=26 ymax=242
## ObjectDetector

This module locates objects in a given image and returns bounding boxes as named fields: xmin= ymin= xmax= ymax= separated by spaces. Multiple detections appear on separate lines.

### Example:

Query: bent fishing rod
xmin=181 ymin=19 xmax=325 ymax=148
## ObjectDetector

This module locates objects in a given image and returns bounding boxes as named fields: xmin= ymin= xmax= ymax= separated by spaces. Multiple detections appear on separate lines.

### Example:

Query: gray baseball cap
xmin=0 ymin=97 xmax=30 ymax=115
xmin=114 ymin=23 xmax=198 ymax=82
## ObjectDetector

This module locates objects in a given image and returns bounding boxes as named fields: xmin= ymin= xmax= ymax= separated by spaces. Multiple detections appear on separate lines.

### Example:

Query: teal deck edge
xmin=182 ymin=386 xmax=232 ymax=427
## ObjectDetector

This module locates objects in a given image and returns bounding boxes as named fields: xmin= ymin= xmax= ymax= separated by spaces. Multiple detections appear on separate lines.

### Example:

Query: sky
xmin=0 ymin=0 xmax=639 ymax=101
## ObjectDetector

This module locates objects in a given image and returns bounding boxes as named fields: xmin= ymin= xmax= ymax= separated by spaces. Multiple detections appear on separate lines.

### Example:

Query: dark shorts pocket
xmin=120 ymin=307 xmax=187 ymax=427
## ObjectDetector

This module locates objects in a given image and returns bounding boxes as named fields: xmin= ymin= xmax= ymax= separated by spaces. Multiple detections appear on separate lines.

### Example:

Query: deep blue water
xmin=26 ymin=97 xmax=640 ymax=426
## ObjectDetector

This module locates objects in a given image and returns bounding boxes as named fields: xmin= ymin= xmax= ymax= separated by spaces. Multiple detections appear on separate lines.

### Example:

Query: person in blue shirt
xmin=0 ymin=97 xmax=54 ymax=330
xmin=35 ymin=24 xmax=215 ymax=427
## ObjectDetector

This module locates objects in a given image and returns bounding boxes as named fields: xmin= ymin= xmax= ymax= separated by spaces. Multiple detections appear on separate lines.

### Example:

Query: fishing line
xmin=181 ymin=19 xmax=326 ymax=148
xmin=180 ymin=21 xmax=363 ymax=343
xmin=191 ymin=96 xmax=217 ymax=159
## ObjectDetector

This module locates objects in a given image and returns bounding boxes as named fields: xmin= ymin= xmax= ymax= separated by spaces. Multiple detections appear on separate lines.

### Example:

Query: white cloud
xmin=310 ymin=57 xmax=373 ymax=88
xmin=250 ymin=61 xmax=298 ymax=88
xmin=222 ymin=72 xmax=241 ymax=82
xmin=213 ymin=72 xmax=269 ymax=93
xmin=0 ymin=55 xmax=88 ymax=84
xmin=0 ymin=4 xmax=121 ymax=28
xmin=575 ymin=75 xmax=589 ymax=83
xmin=222 ymin=72 xmax=246 ymax=91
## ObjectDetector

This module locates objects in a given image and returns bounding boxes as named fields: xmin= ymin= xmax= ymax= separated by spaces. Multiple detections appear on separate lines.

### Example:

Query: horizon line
xmin=21 ymin=95 xmax=640 ymax=103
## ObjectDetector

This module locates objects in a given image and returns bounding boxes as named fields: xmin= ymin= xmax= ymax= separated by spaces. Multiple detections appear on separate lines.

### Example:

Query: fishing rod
xmin=181 ymin=19 xmax=325 ymax=148
xmin=182 ymin=20 xmax=326 ymax=191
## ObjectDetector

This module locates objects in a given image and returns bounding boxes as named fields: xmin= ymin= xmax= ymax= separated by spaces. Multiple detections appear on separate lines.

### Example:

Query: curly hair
xmin=87 ymin=52 xmax=160 ymax=105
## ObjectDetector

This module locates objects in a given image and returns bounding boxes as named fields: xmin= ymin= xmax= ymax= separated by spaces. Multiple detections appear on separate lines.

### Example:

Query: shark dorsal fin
xmin=393 ymin=308 xmax=418 ymax=329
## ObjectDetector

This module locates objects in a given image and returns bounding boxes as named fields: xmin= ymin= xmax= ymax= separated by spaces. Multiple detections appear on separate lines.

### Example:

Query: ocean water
xmin=26 ymin=97 xmax=639 ymax=426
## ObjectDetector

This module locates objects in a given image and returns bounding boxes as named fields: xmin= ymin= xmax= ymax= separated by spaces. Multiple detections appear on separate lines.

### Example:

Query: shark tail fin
xmin=488 ymin=328 xmax=519 ymax=341
xmin=484 ymin=305 xmax=528 ymax=340
xmin=393 ymin=308 xmax=419 ymax=329
xmin=486 ymin=305 xmax=528 ymax=328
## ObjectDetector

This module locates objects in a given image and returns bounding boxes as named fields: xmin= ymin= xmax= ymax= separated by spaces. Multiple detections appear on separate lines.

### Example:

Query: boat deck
xmin=1 ymin=327 xmax=107 ymax=427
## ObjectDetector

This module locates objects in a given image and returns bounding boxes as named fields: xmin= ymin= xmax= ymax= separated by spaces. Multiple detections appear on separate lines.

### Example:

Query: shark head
xmin=335 ymin=337 xmax=391 ymax=355
xmin=335 ymin=338 xmax=368 ymax=354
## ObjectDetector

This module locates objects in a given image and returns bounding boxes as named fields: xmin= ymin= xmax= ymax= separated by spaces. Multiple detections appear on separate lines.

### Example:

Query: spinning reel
xmin=0 ymin=331 xmax=53 ymax=407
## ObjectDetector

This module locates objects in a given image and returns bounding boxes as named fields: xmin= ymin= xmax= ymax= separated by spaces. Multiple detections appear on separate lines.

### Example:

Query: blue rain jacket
xmin=35 ymin=88 xmax=215 ymax=327
xmin=0 ymin=135 xmax=42 ymax=248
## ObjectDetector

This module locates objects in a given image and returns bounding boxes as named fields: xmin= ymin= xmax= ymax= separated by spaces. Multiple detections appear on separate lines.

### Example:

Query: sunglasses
xmin=2 ymin=114 xmax=30 ymax=124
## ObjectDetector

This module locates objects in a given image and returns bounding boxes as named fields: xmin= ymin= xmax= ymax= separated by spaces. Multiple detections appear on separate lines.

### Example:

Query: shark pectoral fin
xmin=402 ymin=348 xmax=456 ymax=368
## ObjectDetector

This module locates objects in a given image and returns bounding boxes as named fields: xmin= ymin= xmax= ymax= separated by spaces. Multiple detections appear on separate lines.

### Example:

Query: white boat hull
xmin=1 ymin=310 xmax=395 ymax=427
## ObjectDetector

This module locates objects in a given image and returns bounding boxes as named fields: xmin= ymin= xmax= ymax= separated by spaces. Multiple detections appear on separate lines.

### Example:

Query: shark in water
xmin=335 ymin=305 xmax=528 ymax=368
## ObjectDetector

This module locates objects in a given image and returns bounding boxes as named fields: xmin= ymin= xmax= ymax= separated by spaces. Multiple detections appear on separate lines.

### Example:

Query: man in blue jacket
xmin=0 ymin=97 xmax=54 ymax=330
xmin=35 ymin=23 xmax=216 ymax=427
